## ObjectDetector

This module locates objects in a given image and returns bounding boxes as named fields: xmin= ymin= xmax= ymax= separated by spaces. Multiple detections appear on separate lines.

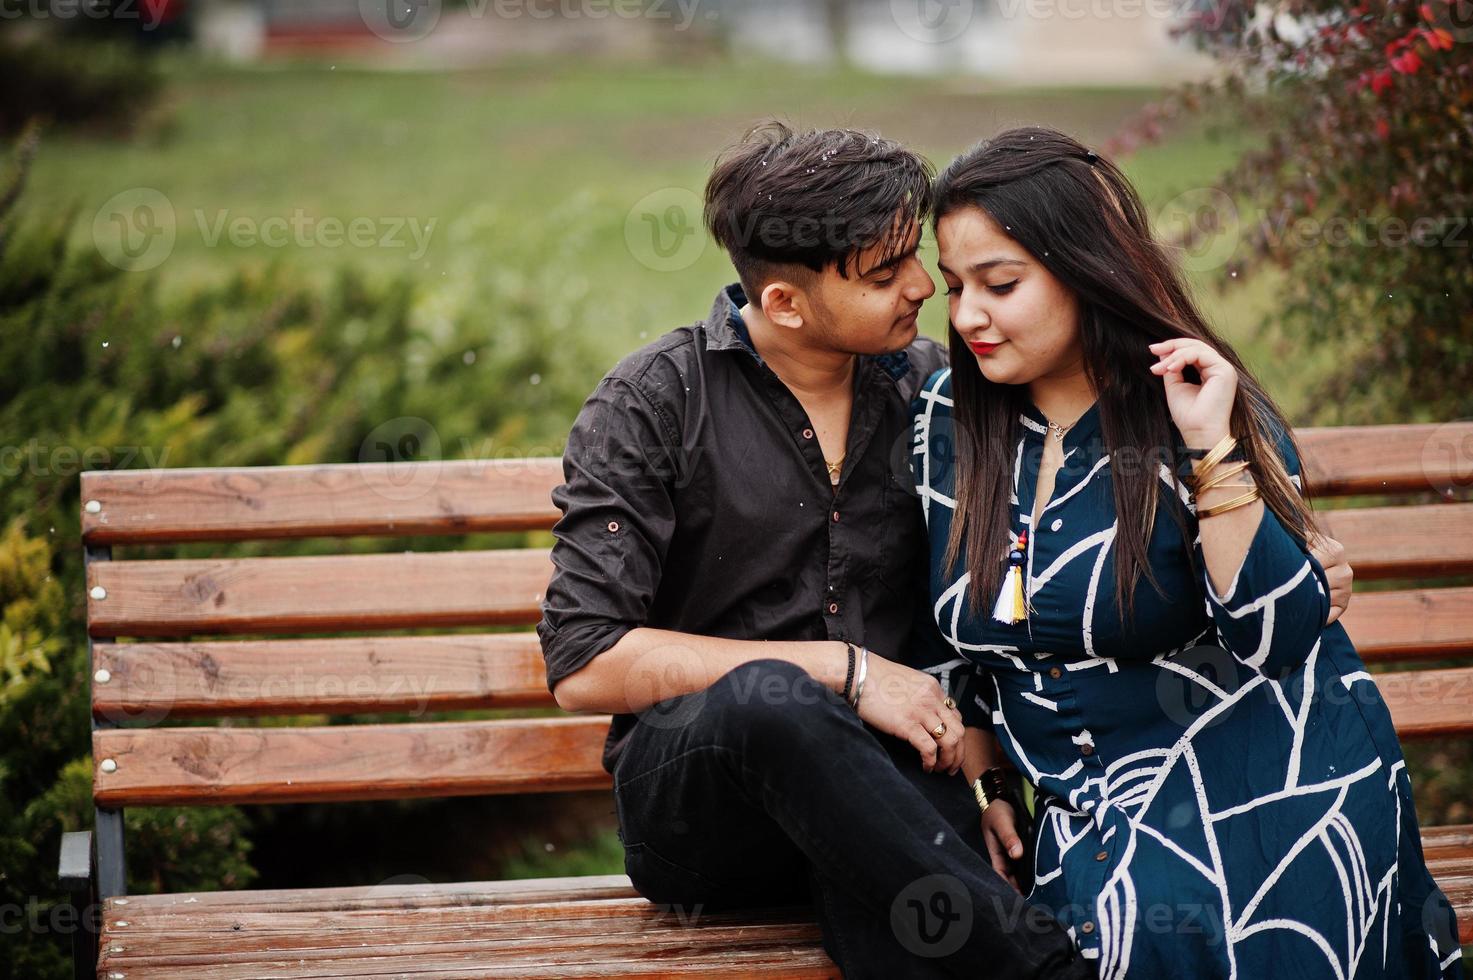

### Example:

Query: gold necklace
xmin=1045 ymin=420 xmax=1074 ymax=442
xmin=825 ymin=453 xmax=845 ymax=486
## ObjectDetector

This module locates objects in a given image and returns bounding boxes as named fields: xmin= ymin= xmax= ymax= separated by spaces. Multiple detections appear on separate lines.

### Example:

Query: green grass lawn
xmin=29 ymin=57 xmax=1317 ymax=415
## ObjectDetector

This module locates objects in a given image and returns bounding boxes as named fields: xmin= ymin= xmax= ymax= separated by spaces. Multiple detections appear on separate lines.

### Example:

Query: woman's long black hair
xmin=932 ymin=127 xmax=1317 ymax=621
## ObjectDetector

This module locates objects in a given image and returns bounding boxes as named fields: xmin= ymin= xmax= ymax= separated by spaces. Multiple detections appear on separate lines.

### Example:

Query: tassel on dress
xmin=992 ymin=530 xmax=1029 ymax=625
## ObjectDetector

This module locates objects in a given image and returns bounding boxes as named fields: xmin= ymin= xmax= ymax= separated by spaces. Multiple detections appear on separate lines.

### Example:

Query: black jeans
xmin=611 ymin=659 xmax=1094 ymax=979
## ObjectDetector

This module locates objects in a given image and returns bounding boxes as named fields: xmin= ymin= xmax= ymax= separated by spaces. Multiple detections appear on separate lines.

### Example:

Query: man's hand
xmin=1309 ymin=533 xmax=1353 ymax=625
xmin=981 ymin=800 xmax=1026 ymax=893
xmin=856 ymin=655 xmax=966 ymax=774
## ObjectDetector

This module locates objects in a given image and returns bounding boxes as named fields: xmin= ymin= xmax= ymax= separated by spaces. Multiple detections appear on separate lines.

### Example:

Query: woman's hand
xmin=981 ymin=799 xmax=1027 ymax=893
xmin=1149 ymin=338 xmax=1239 ymax=447
xmin=1309 ymin=534 xmax=1354 ymax=624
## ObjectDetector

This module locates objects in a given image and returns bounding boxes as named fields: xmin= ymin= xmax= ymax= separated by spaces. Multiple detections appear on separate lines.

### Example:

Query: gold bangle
xmin=1198 ymin=488 xmax=1261 ymax=519
xmin=972 ymin=777 xmax=991 ymax=814
xmin=1190 ymin=434 xmax=1238 ymax=480
xmin=1194 ymin=461 xmax=1251 ymax=495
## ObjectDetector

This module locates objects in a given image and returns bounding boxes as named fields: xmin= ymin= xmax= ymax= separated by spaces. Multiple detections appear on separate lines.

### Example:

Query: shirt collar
xmin=705 ymin=282 xmax=912 ymax=383
xmin=1021 ymin=398 xmax=1102 ymax=451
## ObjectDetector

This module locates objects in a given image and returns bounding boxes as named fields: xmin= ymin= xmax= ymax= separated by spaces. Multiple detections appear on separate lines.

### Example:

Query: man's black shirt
xmin=537 ymin=283 xmax=975 ymax=772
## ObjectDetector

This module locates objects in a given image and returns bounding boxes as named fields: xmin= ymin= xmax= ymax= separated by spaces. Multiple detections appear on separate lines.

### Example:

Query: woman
xmin=911 ymin=127 xmax=1463 ymax=978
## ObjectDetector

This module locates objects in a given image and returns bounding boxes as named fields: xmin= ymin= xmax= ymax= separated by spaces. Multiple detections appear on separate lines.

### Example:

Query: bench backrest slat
xmin=75 ymin=423 xmax=1473 ymax=546
xmin=92 ymin=717 xmax=611 ymax=807
xmin=80 ymin=458 xmax=565 ymax=545
xmin=84 ymin=586 xmax=1473 ymax=721
xmin=86 ymin=550 xmax=550 ymax=637
xmin=91 ymin=634 xmax=551 ymax=719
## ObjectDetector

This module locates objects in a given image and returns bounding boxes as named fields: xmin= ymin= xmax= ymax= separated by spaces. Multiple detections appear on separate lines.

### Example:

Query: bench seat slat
xmin=92 ymin=718 xmax=611 ymax=806
xmin=97 ymin=945 xmax=839 ymax=980
xmin=99 ymin=902 xmax=819 ymax=948
xmin=95 ymin=895 xmax=837 ymax=980
xmin=80 ymin=458 xmax=565 ymax=545
xmin=100 ymin=874 xmax=639 ymax=912
xmin=86 ymin=550 xmax=550 ymax=637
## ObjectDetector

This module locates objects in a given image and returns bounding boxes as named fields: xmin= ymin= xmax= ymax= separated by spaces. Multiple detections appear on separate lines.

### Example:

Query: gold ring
xmin=931 ymin=722 xmax=947 ymax=739
xmin=942 ymin=697 xmax=956 ymax=710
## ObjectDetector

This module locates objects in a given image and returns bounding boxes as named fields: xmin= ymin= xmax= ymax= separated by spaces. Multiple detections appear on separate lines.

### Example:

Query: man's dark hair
xmin=703 ymin=121 xmax=934 ymax=301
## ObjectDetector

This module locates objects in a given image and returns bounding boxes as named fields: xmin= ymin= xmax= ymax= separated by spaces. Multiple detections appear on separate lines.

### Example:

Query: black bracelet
xmin=1183 ymin=445 xmax=1247 ymax=462
xmin=841 ymin=641 xmax=856 ymax=703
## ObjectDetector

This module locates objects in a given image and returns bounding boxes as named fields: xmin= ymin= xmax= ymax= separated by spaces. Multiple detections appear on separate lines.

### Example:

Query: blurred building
xmin=195 ymin=0 xmax=1214 ymax=84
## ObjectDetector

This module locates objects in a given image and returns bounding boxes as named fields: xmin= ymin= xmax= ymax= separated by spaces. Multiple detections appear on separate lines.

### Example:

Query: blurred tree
xmin=1114 ymin=0 xmax=1472 ymax=423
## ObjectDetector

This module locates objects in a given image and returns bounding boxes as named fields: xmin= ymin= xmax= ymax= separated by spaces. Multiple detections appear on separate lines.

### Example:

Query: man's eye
xmin=989 ymin=280 xmax=1019 ymax=295
xmin=872 ymin=276 xmax=896 ymax=287
xmin=945 ymin=285 xmax=961 ymax=296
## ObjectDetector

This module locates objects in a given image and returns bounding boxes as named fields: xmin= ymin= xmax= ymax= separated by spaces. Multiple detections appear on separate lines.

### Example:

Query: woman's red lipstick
xmin=969 ymin=341 xmax=1003 ymax=356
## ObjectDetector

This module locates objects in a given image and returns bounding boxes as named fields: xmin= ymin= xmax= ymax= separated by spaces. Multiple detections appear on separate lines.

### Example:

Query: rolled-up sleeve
xmin=538 ymin=375 xmax=678 ymax=691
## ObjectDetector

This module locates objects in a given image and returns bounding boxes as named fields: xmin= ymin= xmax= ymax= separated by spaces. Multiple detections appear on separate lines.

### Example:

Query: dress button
xmin=1081 ymin=921 xmax=1095 ymax=935
xmin=828 ymin=602 xmax=839 ymax=614
xmin=1080 ymin=744 xmax=1094 ymax=757
xmin=1095 ymin=850 xmax=1109 ymax=862
xmin=1051 ymin=518 xmax=1063 ymax=532
xmin=802 ymin=428 xmax=814 ymax=439
xmin=1048 ymin=667 xmax=1062 ymax=679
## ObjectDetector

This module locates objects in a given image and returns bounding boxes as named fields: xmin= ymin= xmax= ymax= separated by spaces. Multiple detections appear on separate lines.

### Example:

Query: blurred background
xmin=2 ymin=1 xmax=1469 ymax=975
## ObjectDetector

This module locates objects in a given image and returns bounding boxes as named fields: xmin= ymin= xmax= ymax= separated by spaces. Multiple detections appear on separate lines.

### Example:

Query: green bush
xmin=0 ymin=123 xmax=607 ymax=978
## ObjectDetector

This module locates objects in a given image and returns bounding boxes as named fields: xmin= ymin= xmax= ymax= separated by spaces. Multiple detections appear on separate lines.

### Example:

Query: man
xmin=537 ymin=122 xmax=1350 ymax=978
xmin=538 ymin=121 xmax=1089 ymax=978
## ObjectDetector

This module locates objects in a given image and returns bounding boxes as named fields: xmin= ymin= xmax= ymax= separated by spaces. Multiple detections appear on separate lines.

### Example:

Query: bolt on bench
xmin=61 ymin=422 xmax=1472 ymax=978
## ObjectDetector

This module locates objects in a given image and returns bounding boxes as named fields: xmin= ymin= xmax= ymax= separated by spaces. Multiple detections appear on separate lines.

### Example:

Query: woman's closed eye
xmin=946 ymin=281 xmax=1019 ymax=297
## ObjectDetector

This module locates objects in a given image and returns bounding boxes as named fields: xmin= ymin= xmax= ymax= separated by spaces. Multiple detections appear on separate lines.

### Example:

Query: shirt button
xmin=1048 ymin=667 xmax=1062 ymax=679
xmin=832 ymin=511 xmax=840 ymax=523
xmin=828 ymin=602 xmax=839 ymax=614
xmin=607 ymin=521 xmax=620 ymax=533
xmin=1051 ymin=518 xmax=1063 ymax=532
xmin=1095 ymin=850 xmax=1109 ymax=862
xmin=1081 ymin=921 xmax=1095 ymax=935
xmin=802 ymin=427 xmax=814 ymax=439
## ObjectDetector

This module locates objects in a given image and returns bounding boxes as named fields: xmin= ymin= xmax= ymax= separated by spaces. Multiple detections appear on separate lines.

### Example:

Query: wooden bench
xmin=60 ymin=422 xmax=1473 ymax=978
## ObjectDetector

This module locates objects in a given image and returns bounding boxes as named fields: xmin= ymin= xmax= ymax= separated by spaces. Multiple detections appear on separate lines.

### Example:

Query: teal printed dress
xmin=911 ymin=367 xmax=1464 ymax=979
